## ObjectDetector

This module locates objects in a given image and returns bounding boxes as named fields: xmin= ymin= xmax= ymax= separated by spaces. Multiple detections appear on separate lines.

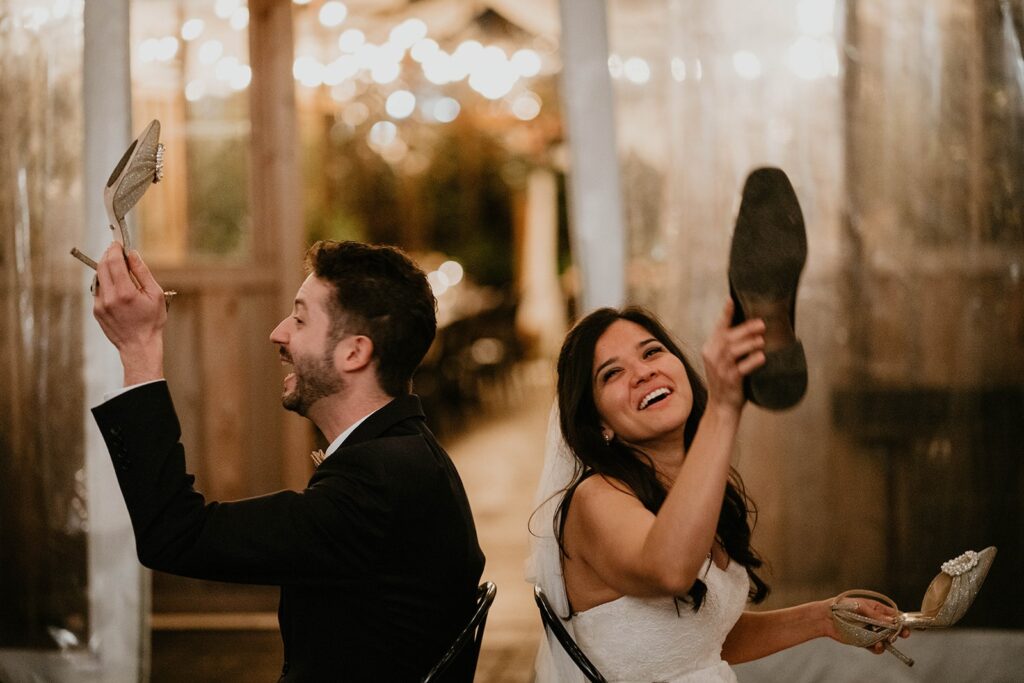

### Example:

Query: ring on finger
xmin=90 ymin=274 xmax=100 ymax=295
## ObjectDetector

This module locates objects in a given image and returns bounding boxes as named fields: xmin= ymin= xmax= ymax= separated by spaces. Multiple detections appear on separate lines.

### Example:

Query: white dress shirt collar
xmin=322 ymin=407 xmax=379 ymax=461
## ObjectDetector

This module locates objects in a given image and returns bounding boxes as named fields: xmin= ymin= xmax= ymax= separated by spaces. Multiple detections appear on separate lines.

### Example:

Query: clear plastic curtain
xmin=606 ymin=0 xmax=1023 ymax=626
xmin=0 ymin=0 xmax=88 ymax=649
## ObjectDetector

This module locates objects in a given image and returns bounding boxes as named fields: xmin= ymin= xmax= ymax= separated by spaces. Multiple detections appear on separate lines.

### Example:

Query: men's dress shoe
xmin=729 ymin=166 xmax=808 ymax=410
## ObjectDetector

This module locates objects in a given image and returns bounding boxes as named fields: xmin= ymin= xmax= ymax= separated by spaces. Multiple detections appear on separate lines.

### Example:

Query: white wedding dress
xmin=528 ymin=405 xmax=748 ymax=683
xmin=570 ymin=556 xmax=748 ymax=682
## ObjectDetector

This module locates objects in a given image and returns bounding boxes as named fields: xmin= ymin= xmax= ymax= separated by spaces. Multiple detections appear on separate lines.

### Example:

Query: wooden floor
xmin=151 ymin=372 xmax=550 ymax=682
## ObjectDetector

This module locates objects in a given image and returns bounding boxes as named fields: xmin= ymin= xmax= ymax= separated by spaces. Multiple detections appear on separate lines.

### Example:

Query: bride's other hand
xmin=701 ymin=300 xmax=765 ymax=411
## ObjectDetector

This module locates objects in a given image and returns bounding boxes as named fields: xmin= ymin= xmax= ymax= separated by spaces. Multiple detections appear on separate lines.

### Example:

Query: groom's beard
xmin=282 ymin=349 xmax=344 ymax=416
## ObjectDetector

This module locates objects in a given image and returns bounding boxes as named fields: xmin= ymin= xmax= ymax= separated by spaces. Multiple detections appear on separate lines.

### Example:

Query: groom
xmin=90 ymin=240 xmax=485 ymax=681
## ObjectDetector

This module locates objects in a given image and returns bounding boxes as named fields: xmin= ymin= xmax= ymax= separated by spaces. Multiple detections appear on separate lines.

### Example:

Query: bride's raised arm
xmin=564 ymin=301 xmax=765 ymax=599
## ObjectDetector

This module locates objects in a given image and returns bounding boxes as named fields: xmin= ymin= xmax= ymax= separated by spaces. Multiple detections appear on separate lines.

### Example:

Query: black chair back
xmin=533 ymin=585 xmax=607 ymax=682
xmin=422 ymin=581 xmax=497 ymax=682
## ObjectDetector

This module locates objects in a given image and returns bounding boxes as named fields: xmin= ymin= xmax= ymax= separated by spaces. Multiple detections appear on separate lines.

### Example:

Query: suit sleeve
xmin=91 ymin=381 xmax=389 ymax=585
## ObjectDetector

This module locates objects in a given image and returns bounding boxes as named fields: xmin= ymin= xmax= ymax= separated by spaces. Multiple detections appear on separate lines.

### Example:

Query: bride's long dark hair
xmin=555 ymin=306 xmax=769 ymax=611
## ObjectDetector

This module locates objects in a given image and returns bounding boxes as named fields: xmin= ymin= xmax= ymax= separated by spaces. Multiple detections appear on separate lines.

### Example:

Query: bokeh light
xmin=319 ymin=1 xmax=348 ymax=28
xmin=386 ymin=90 xmax=416 ymax=119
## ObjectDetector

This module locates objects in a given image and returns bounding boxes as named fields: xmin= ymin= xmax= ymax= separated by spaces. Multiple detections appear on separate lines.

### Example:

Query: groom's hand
xmin=93 ymin=243 xmax=167 ymax=386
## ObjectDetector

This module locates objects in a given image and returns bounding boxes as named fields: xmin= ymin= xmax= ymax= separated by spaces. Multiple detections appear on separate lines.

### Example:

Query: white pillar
xmin=516 ymin=168 xmax=568 ymax=357
xmin=558 ymin=0 xmax=626 ymax=311
xmin=83 ymin=1 xmax=148 ymax=680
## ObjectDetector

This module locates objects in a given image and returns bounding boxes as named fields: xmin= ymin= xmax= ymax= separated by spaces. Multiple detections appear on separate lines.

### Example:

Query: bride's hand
xmin=701 ymin=300 xmax=766 ymax=412
xmin=824 ymin=596 xmax=911 ymax=654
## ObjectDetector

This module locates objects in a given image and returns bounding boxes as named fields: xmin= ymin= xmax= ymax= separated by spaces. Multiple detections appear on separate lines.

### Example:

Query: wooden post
xmin=248 ymin=0 xmax=313 ymax=489
xmin=199 ymin=291 xmax=248 ymax=500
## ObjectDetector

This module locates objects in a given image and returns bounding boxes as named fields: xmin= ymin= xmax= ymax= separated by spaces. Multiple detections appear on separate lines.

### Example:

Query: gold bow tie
xmin=310 ymin=449 xmax=326 ymax=466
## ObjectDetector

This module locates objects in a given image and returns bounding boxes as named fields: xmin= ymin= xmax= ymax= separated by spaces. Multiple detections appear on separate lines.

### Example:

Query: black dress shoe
xmin=729 ymin=167 xmax=807 ymax=410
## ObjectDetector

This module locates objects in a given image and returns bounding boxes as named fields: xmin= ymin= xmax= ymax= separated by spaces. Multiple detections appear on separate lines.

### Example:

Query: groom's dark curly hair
xmin=305 ymin=240 xmax=436 ymax=397
xmin=554 ymin=306 xmax=769 ymax=612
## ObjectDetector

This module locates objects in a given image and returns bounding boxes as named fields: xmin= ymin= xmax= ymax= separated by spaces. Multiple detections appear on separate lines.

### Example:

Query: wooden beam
xmin=151 ymin=265 xmax=278 ymax=292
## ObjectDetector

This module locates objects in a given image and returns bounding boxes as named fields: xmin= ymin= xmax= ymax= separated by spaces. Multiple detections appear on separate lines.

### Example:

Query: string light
xmin=368 ymin=121 xmax=398 ymax=147
xmin=423 ymin=51 xmax=454 ymax=85
xmin=410 ymin=38 xmax=439 ymax=63
xmin=215 ymin=56 xmax=240 ymax=81
xmin=439 ymin=261 xmax=464 ymax=285
xmin=432 ymin=97 xmax=460 ymax=123
xmin=319 ymin=1 xmax=348 ymax=28
xmin=386 ymin=90 xmax=417 ymax=119
xmin=181 ymin=18 xmax=204 ymax=41
xmin=324 ymin=55 xmax=358 ymax=85
xmin=427 ymin=271 xmax=450 ymax=296
xmin=330 ymin=80 xmax=358 ymax=102
xmin=371 ymin=62 xmax=401 ymax=84
xmin=389 ymin=19 xmax=427 ymax=49
xmin=145 ymin=9 xmax=561 ymax=157
xmin=342 ymin=102 xmax=370 ymax=126
xmin=184 ymin=80 xmax=206 ymax=102
xmin=511 ymin=49 xmax=542 ymax=77
xmin=198 ymin=40 xmax=224 ymax=65
xmin=671 ymin=57 xmax=686 ymax=82
xmin=230 ymin=65 xmax=252 ymax=90
xmin=338 ymin=29 xmax=364 ymax=53
xmin=293 ymin=56 xmax=325 ymax=87
xmin=512 ymin=92 xmax=542 ymax=120
xmin=608 ymin=54 xmax=624 ymax=79
xmin=468 ymin=46 xmax=518 ymax=99
xmin=732 ymin=51 xmax=762 ymax=79
xmin=214 ymin=0 xmax=239 ymax=20
xmin=230 ymin=7 xmax=249 ymax=31
xmin=623 ymin=57 xmax=650 ymax=84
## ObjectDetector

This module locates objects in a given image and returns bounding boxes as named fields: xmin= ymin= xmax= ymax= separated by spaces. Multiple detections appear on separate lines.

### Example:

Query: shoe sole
xmin=729 ymin=167 xmax=807 ymax=410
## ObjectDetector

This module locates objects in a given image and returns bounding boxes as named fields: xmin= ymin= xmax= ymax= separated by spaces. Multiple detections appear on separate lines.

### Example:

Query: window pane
xmin=131 ymin=0 xmax=252 ymax=264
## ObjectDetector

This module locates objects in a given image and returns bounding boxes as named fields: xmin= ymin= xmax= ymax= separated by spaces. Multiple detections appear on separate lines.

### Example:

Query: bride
xmin=528 ymin=304 xmax=908 ymax=682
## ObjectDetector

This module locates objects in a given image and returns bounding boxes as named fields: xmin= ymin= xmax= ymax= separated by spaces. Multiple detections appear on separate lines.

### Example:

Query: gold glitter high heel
xmin=900 ymin=546 xmax=996 ymax=629
xmin=103 ymin=119 xmax=164 ymax=251
xmin=830 ymin=546 xmax=997 ymax=667
xmin=72 ymin=120 xmax=173 ymax=305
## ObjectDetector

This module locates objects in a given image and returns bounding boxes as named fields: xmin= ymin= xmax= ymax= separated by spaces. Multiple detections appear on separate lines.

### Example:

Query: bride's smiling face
xmin=591 ymin=319 xmax=694 ymax=448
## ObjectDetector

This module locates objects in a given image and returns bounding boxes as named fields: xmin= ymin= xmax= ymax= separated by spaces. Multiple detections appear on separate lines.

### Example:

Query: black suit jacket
xmin=93 ymin=382 xmax=485 ymax=681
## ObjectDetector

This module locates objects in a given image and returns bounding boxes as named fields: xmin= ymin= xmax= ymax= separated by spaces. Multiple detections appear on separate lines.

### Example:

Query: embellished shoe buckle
xmin=941 ymin=550 xmax=978 ymax=577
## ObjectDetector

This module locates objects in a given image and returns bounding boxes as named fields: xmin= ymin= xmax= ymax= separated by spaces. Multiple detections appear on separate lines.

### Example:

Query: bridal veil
xmin=526 ymin=404 xmax=587 ymax=682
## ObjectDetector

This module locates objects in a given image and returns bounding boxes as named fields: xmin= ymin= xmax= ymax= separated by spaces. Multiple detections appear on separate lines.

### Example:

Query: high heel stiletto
xmin=900 ymin=547 xmax=997 ymax=629
xmin=72 ymin=120 xmax=172 ymax=305
xmin=829 ymin=546 xmax=997 ymax=667
xmin=103 ymin=119 xmax=164 ymax=251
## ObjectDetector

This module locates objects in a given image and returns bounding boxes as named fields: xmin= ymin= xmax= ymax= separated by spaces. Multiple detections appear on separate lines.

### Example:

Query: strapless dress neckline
xmin=571 ymin=557 xmax=748 ymax=683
